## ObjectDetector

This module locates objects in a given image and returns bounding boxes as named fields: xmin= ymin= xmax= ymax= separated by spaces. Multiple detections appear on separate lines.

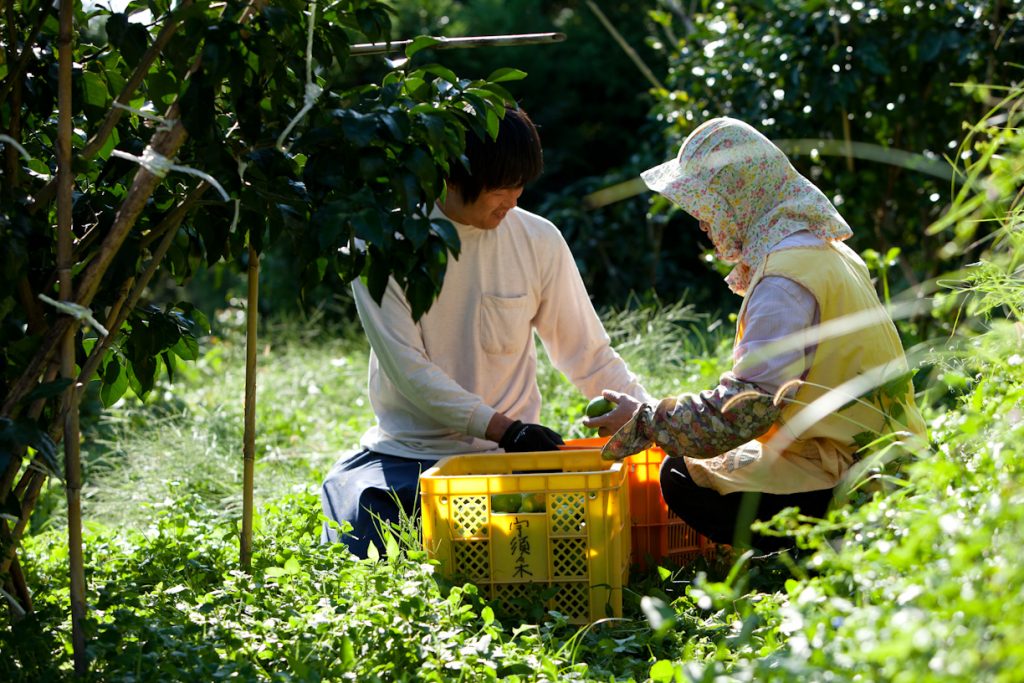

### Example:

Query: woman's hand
xmin=582 ymin=390 xmax=644 ymax=437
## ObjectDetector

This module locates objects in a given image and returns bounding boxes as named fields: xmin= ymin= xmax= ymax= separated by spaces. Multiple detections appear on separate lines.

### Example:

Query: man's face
xmin=441 ymin=186 xmax=523 ymax=230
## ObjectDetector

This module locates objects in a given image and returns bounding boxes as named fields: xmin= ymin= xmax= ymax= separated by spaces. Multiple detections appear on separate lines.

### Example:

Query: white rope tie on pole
xmin=276 ymin=1 xmax=320 ymax=151
xmin=111 ymin=147 xmax=230 ymax=202
xmin=0 ymin=134 xmax=31 ymax=162
xmin=231 ymin=159 xmax=249 ymax=234
xmin=38 ymin=293 xmax=110 ymax=337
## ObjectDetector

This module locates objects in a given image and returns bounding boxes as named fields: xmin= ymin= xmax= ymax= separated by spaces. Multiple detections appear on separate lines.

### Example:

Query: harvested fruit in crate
xmin=490 ymin=492 xmax=547 ymax=513
xmin=490 ymin=493 xmax=522 ymax=514
xmin=421 ymin=450 xmax=630 ymax=624
xmin=520 ymin=492 xmax=546 ymax=513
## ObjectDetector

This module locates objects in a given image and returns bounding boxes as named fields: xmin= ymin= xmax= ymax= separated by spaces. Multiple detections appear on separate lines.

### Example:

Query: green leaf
xmin=81 ymin=71 xmax=109 ymax=109
xmin=481 ymin=605 xmax=495 ymax=626
xmin=403 ymin=217 xmax=430 ymax=249
xmin=177 ymin=302 xmax=210 ymax=336
xmin=324 ymin=24 xmax=350 ymax=64
xmin=403 ymin=147 xmax=437 ymax=197
xmin=393 ymin=172 xmax=422 ymax=214
xmin=879 ymin=369 xmax=916 ymax=399
xmin=147 ymin=70 xmax=179 ymax=107
xmin=423 ymin=64 xmax=459 ymax=84
xmin=161 ymin=351 xmax=176 ymax=383
xmin=366 ymin=254 xmax=390 ymax=306
xmin=101 ymin=359 xmax=130 ymax=408
xmin=105 ymin=12 xmax=129 ymax=46
xmin=485 ymin=106 xmax=500 ymax=140
xmin=416 ymin=111 xmax=448 ymax=151
xmin=477 ymin=81 xmax=514 ymax=104
xmin=339 ymin=635 xmax=355 ymax=667
xmin=338 ymin=110 xmax=378 ymax=147
xmin=384 ymin=527 xmax=399 ymax=559
xmin=128 ymin=353 xmax=158 ymax=398
xmin=430 ymin=218 xmax=460 ymax=256
xmin=180 ymin=75 xmax=216 ymax=139
xmin=405 ymin=268 xmax=437 ymax=322
xmin=649 ymin=660 xmax=677 ymax=683
xmin=170 ymin=334 xmax=199 ymax=361
xmin=265 ymin=557 xmax=301 ymax=579
xmin=380 ymin=110 xmax=410 ymax=141
xmin=405 ymin=35 xmax=441 ymax=58
xmin=352 ymin=210 xmax=386 ymax=248
xmin=486 ymin=67 xmax=527 ymax=83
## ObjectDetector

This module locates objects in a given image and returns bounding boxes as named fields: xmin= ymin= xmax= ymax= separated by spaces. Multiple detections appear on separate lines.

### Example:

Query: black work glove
xmin=499 ymin=420 xmax=565 ymax=453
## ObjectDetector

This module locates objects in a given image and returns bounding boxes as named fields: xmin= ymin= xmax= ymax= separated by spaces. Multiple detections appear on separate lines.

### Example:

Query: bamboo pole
xmin=349 ymin=31 xmax=565 ymax=55
xmin=56 ymin=0 xmax=87 ymax=673
xmin=584 ymin=1 xmax=664 ymax=91
xmin=240 ymin=243 xmax=259 ymax=570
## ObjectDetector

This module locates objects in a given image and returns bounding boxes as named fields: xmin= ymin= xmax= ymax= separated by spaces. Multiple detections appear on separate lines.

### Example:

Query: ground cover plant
xmin=4 ymin=101 xmax=1023 ymax=674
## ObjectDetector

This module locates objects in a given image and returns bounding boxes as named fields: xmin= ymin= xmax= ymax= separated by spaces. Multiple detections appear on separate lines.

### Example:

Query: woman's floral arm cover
xmin=601 ymin=374 xmax=783 ymax=460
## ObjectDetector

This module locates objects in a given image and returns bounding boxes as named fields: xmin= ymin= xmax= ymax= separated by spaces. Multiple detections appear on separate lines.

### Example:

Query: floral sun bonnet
xmin=641 ymin=117 xmax=854 ymax=295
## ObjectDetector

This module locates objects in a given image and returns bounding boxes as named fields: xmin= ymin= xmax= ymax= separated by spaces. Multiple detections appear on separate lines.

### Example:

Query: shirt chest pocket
xmin=479 ymin=294 xmax=532 ymax=356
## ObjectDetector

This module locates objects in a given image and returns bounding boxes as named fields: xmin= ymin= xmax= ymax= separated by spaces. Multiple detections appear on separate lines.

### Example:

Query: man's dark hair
xmin=447 ymin=106 xmax=543 ymax=203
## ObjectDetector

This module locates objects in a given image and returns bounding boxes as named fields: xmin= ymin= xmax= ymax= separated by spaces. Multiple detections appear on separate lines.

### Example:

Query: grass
xmin=32 ymin=308 xmax=375 ymax=532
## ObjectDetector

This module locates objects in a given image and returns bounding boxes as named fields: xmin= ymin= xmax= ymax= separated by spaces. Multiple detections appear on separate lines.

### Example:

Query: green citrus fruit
xmin=520 ymin=493 xmax=546 ymax=513
xmin=585 ymin=396 xmax=615 ymax=418
xmin=491 ymin=493 xmax=522 ymax=514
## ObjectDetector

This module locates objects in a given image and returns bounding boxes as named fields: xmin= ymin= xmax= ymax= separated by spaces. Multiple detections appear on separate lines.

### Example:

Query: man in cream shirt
xmin=320 ymin=106 xmax=650 ymax=557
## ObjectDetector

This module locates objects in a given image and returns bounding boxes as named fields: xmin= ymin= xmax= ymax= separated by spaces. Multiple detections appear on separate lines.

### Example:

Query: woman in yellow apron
xmin=588 ymin=117 xmax=926 ymax=552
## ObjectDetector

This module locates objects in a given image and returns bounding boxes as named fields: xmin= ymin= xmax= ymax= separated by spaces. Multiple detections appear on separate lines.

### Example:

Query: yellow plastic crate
xmin=420 ymin=449 xmax=630 ymax=624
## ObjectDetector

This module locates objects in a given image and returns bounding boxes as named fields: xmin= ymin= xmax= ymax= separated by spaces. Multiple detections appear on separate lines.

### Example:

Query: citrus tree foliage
xmin=0 ymin=0 xmax=518 ymax=438
xmin=645 ymin=0 xmax=1021 ymax=282
xmin=533 ymin=0 xmax=1020 ymax=314
xmin=380 ymin=1 xmax=685 ymax=309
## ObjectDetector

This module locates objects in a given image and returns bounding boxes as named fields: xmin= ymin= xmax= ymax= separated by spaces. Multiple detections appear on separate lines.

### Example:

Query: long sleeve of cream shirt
xmin=353 ymin=205 xmax=650 ymax=459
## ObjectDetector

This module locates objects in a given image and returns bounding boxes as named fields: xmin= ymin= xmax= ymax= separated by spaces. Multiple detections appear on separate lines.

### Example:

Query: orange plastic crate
xmin=563 ymin=437 xmax=716 ymax=569
xmin=420 ymin=449 xmax=630 ymax=624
